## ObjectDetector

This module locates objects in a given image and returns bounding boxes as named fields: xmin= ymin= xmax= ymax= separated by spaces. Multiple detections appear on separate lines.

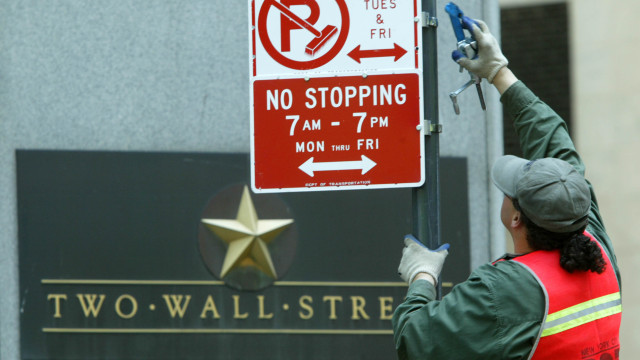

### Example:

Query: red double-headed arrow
xmin=347 ymin=43 xmax=407 ymax=63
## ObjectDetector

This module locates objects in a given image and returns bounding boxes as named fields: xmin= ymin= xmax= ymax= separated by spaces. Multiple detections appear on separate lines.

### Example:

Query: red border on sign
xmin=257 ymin=0 xmax=350 ymax=70
xmin=414 ymin=0 xmax=419 ymax=69
xmin=252 ymin=0 xmax=257 ymax=76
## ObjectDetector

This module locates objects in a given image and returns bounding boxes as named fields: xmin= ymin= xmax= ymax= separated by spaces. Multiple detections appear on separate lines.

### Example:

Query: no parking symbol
xmin=256 ymin=0 xmax=350 ymax=71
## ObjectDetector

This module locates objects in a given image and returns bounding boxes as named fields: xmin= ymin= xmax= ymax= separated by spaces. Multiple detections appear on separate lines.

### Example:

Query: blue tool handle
xmin=445 ymin=2 xmax=465 ymax=42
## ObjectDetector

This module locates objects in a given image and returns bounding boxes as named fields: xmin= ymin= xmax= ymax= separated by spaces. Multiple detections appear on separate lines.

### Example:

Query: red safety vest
xmin=512 ymin=231 xmax=621 ymax=360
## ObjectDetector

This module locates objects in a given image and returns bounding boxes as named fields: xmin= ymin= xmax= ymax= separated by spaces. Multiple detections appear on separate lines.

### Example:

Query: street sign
xmin=250 ymin=0 xmax=425 ymax=192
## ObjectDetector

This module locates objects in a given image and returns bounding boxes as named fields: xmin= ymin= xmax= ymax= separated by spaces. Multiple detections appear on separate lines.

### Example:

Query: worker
xmin=393 ymin=19 xmax=622 ymax=359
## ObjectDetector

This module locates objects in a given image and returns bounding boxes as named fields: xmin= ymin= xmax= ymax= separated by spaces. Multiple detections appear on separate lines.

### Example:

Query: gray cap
xmin=491 ymin=155 xmax=591 ymax=233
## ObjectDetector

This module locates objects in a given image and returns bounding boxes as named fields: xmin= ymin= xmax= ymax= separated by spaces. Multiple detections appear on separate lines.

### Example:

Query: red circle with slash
xmin=258 ymin=0 xmax=350 ymax=70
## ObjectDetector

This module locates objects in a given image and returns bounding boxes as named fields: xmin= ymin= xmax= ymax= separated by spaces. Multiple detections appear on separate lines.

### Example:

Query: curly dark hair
xmin=512 ymin=199 xmax=605 ymax=274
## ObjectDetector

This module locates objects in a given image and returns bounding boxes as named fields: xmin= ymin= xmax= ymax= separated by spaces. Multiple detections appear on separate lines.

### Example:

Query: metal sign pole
xmin=413 ymin=0 xmax=442 ymax=298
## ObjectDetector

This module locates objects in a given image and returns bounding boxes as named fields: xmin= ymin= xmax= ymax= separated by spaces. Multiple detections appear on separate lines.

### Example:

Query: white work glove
xmin=398 ymin=235 xmax=449 ymax=285
xmin=456 ymin=20 xmax=508 ymax=83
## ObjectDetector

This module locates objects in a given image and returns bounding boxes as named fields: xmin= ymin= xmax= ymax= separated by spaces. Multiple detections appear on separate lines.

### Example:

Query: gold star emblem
xmin=201 ymin=186 xmax=293 ymax=279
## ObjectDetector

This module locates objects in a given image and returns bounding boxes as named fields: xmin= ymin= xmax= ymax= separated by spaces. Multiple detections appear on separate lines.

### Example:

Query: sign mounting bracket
xmin=421 ymin=11 xmax=438 ymax=28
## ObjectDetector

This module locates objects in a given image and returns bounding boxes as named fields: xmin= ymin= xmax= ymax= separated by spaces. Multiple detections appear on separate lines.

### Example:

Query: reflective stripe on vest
xmin=541 ymin=291 xmax=622 ymax=337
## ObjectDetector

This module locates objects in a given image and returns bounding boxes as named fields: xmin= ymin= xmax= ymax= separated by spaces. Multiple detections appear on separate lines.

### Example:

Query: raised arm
xmin=457 ymin=19 xmax=619 ymax=279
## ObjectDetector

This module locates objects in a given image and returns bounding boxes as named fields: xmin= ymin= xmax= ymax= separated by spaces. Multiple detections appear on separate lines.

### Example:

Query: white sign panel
xmin=251 ymin=0 xmax=423 ymax=78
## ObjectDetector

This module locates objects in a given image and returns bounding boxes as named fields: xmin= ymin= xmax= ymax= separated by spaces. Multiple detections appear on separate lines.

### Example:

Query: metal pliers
xmin=445 ymin=2 xmax=486 ymax=115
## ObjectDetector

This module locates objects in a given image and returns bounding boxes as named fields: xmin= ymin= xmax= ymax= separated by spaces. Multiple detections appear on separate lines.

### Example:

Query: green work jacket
xmin=392 ymin=81 xmax=621 ymax=359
